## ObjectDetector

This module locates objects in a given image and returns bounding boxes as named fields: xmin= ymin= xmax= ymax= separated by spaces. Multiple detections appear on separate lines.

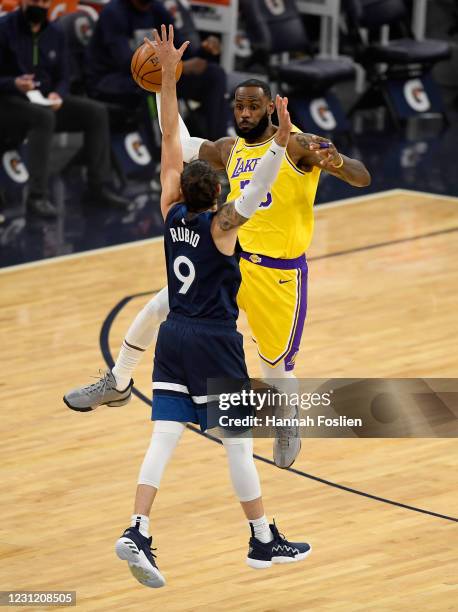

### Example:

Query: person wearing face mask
xmin=0 ymin=0 xmax=131 ymax=218
xmin=86 ymin=0 xmax=229 ymax=140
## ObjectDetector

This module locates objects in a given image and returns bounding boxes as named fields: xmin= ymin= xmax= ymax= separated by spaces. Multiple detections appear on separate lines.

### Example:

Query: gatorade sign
xmin=385 ymin=75 xmax=443 ymax=118
xmin=403 ymin=79 xmax=431 ymax=112
xmin=111 ymin=130 xmax=154 ymax=179
xmin=2 ymin=151 xmax=29 ymax=183
xmin=264 ymin=0 xmax=286 ymax=15
xmin=125 ymin=132 xmax=152 ymax=166
xmin=288 ymin=93 xmax=348 ymax=132
xmin=310 ymin=98 xmax=337 ymax=131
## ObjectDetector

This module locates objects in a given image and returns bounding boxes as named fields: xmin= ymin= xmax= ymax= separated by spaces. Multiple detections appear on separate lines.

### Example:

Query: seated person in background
xmin=0 ymin=0 xmax=130 ymax=218
xmin=86 ymin=0 xmax=229 ymax=140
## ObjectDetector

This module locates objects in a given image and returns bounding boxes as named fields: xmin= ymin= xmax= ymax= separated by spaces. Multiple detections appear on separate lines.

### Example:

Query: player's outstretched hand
xmin=274 ymin=95 xmax=292 ymax=148
xmin=144 ymin=24 xmax=190 ymax=72
xmin=308 ymin=135 xmax=344 ymax=169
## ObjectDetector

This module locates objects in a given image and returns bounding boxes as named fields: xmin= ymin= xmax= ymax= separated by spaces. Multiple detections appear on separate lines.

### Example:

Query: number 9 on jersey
xmin=173 ymin=255 xmax=196 ymax=294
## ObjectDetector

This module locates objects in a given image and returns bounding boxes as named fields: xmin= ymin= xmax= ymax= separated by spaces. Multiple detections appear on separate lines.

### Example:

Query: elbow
xmin=356 ymin=168 xmax=371 ymax=188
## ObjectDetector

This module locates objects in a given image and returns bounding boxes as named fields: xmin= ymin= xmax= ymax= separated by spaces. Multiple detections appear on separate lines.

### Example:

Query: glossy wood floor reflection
xmin=0 ymin=189 xmax=457 ymax=612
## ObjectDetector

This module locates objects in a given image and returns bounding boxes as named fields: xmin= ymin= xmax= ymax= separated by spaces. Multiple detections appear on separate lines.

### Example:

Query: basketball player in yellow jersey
xmin=65 ymin=78 xmax=371 ymax=469
xmin=195 ymin=80 xmax=370 ymax=466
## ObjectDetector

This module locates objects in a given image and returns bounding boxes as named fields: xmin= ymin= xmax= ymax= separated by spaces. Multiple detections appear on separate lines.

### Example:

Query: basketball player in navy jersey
xmin=114 ymin=25 xmax=311 ymax=589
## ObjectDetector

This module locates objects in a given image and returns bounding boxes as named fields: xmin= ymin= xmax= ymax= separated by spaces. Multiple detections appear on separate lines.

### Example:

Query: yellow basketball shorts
xmin=237 ymin=251 xmax=308 ymax=371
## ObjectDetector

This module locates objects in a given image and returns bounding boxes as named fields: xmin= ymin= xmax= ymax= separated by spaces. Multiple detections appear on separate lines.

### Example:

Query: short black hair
xmin=235 ymin=79 xmax=272 ymax=100
xmin=180 ymin=160 xmax=220 ymax=213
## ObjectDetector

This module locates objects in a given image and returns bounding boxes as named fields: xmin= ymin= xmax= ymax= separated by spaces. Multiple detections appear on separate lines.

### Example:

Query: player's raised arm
xmin=211 ymin=95 xmax=292 ymax=255
xmin=145 ymin=26 xmax=189 ymax=219
xmin=155 ymin=83 xmax=234 ymax=170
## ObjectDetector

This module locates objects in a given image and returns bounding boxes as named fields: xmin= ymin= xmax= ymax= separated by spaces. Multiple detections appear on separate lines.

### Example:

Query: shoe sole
xmin=63 ymin=393 xmax=131 ymax=412
xmin=273 ymin=439 xmax=302 ymax=469
xmin=246 ymin=545 xmax=312 ymax=569
xmin=115 ymin=537 xmax=166 ymax=588
xmin=246 ymin=558 xmax=272 ymax=569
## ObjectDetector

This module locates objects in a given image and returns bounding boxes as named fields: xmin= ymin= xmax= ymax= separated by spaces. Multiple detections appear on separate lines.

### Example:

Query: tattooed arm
xmin=287 ymin=133 xmax=371 ymax=187
xmin=214 ymin=202 xmax=249 ymax=232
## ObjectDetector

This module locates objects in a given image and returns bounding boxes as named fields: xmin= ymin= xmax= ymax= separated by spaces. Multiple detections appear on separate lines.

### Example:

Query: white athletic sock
xmin=249 ymin=515 xmax=273 ymax=544
xmin=112 ymin=340 xmax=144 ymax=391
xmin=112 ymin=288 xmax=170 ymax=390
xmin=131 ymin=513 xmax=150 ymax=538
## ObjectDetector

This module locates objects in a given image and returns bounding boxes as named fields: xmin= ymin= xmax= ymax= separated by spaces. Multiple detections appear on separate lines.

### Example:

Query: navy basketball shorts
xmin=152 ymin=313 xmax=250 ymax=431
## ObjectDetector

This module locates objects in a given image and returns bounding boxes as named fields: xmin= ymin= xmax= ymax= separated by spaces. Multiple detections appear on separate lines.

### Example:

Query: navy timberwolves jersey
xmin=164 ymin=203 xmax=241 ymax=320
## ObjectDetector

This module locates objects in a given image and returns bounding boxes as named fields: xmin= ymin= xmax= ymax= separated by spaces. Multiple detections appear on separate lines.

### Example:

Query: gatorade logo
xmin=264 ymin=0 xmax=285 ymax=16
xmin=400 ymin=142 xmax=428 ymax=168
xmin=125 ymin=133 xmax=152 ymax=166
xmin=3 ymin=151 xmax=29 ymax=183
xmin=74 ymin=15 xmax=93 ymax=46
xmin=310 ymin=98 xmax=337 ymax=130
xmin=403 ymin=79 xmax=430 ymax=112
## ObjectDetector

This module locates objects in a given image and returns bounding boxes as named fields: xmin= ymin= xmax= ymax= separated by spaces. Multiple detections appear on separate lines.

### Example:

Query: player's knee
xmin=153 ymin=420 xmax=185 ymax=436
xmin=81 ymin=99 xmax=108 ymax=127
xmin=222 ymin=436 xmax=253 ymax=454
xmin=144 ymin=288 xmax=169 ymax=324
xmin=32 ymin=107 xmax=55 ymax=131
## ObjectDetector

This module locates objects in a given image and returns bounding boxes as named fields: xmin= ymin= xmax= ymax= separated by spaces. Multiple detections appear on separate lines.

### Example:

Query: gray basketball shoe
xmin=273 ymin=405 xmax=302 ymax=469
xmin=64 ymin=370 xmax=133 ymax=412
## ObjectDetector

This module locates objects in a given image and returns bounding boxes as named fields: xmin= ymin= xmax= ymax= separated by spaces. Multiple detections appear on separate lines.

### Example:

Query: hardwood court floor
xmin=0 ymin=189 xmax=457 ymax=611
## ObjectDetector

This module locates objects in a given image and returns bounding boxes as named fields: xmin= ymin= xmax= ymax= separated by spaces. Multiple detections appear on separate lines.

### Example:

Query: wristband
xmin=332 ymin=154 xmax=344 ymax=169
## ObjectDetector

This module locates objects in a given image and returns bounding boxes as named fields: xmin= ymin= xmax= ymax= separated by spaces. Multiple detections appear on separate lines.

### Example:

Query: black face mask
xmin=234 ymin=111 xmax=270 ymax=142
xmin=24 ymin=5 xmax=48 ymax=25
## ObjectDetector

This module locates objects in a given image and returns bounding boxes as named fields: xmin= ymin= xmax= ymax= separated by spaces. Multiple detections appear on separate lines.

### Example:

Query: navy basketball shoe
xmin=115 ymin=526 xmax=166 ymax=588
xmin=246 ymin=520 xmax=311 ymax=569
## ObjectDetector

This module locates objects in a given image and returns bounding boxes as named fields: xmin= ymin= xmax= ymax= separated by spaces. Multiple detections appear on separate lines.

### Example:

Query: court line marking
xmin=396 ymin=189 xmax=458 ymax=203
xmin=99 ymin=293 xmax=457 ymax=524
xmin=2 ymin=188 xmax=456 ymax=275
xmin=0 ymin=235 xmax=164 ymax=275
xmin=312 ymin=225 xmax=458 ymax=261
xmin=317 ymin=188 xmax=401 ymax=209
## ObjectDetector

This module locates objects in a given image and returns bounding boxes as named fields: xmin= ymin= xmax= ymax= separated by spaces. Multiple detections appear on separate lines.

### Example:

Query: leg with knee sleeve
xmin=221 ymin=437 xmax=261 ymax=502
xmin=221 ymin=436 xmax=274 ymax=548
xmin=137 ymin=420 xmax=186 ymax=492
xmin=132 ymin=420 xmax=185 ymax=534
xmin=112 ymin=287 xmax=170 ymax=390
xmin=115 ymin=420 xmax=185 ymax=589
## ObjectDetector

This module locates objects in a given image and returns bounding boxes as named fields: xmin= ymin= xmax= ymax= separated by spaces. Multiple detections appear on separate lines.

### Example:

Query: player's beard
xmin=234 ymin=111 xmax=270 ymax=142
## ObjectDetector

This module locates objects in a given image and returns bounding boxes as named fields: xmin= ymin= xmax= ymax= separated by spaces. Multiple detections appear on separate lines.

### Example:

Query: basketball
xmin=131 ymin=41 xmax=183 ymax=93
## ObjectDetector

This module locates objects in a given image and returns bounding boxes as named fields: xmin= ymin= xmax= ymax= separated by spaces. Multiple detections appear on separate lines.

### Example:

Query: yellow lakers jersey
xmin=226 ymin=126 xmax=321 ymax=259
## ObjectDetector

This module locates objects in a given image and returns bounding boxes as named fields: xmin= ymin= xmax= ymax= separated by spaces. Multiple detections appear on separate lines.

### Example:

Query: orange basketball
xmin=131 ymin=42 xmax=183 ymax=93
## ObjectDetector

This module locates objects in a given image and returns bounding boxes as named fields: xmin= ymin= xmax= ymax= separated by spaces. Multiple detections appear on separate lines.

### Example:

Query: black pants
xmin=92 ymin=62 xmax=229 ymax=141
xmin=178 ymin=63 xmax=229 ymax=141
xmin=0 ymin=94 xmax=111 ymax=197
